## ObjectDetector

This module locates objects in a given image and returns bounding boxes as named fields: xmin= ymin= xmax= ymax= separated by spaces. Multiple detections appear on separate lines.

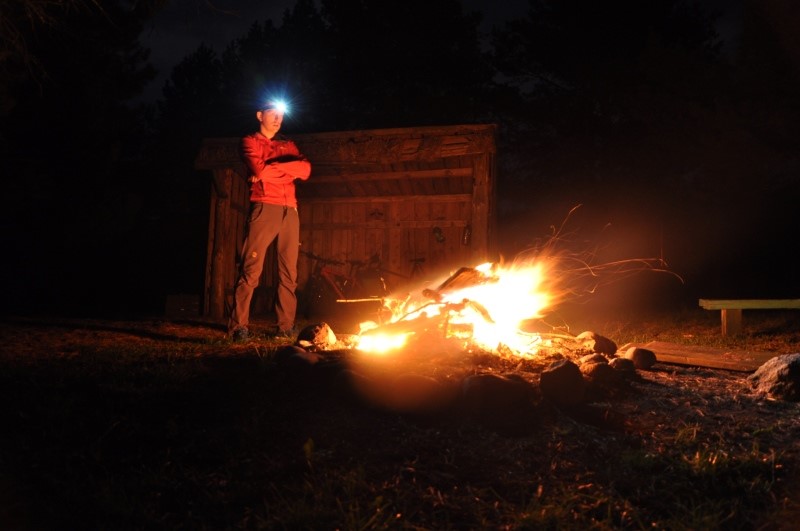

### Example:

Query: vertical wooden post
xmin=721 ymin=308 xmax=743 ymax=336
xmin=207 ymin=169 xmax=232 ymax=321
xmin=470 ymin=152 xmax=491 ymax=262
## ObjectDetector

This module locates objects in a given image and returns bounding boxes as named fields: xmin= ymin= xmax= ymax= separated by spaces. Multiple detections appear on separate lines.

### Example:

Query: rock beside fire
xmin=747 ymin=353 xmax=800 ymax=401
xmin=540 ymin=360 xmax=585 ymax=406
xmin=385 ymin=372 xmax=459 ymax=413
xmin=608 ymin=357 xmax=637 ymax=376
xmin=274 ymin=345 xmax=321 ymax=368
xmin=576 ymin=331 xmax=617 ymax=356
xmin=581 ymin=360 xmax=622 ymax=386
xmin=296 ymin=322 xmax=337 ymax=351
xmin=339 ymin=369 xmax=459 ymax=414
xmin=579 ymin=353 xmax=609 ymax=365
xmin=461 ymin=374 xmax=533 ymax=414
xmin=623 ymin=346 xmax=657 ymax=370
xmin=580 ymin=359 xmax=628 ymax=400
xmin=461 ymin=373 xmax=541 ymax=433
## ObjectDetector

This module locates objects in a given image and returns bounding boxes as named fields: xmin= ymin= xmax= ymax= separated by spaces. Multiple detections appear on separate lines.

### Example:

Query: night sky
xmin=138 ymin=0 xmax=530 ymax=102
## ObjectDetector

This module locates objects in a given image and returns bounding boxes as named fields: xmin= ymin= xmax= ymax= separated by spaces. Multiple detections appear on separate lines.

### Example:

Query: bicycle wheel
xmin=301 ymin=276 xmax=339 ymax=319
xmin=351 ymin=269 xmax=388 ymax=299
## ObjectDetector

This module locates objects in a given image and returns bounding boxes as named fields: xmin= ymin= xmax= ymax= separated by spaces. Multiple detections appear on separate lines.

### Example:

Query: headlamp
xmin=264 ymin=100 xmax=289 ymax=114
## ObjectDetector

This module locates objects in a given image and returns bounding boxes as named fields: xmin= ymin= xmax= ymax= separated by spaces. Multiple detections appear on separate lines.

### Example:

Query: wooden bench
xmin=698 ymin=299 xmax=800 ymax=336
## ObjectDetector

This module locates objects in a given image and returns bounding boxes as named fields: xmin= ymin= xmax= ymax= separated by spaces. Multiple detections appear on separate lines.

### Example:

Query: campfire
xmin=350 ymin=208 xmax=680 ymax=359
xmin=286 ymin=242 xmax=687 ymax=418
xmin=356 ymin=257 xmax=564 ymax=358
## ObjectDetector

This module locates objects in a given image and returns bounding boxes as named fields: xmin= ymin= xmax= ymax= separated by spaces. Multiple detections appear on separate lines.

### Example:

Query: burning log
xmin=357 ymin=297 xmax=499 ymax=353
xmin=360 ymin=311 xmax=439 ymax=338
xmin=421 ymin=265 xmax=498 ymax=302
xmin=356 ymin=257 xmax=566 ymax=357
xmin=358 ymin=265 xmax=504 ymax=349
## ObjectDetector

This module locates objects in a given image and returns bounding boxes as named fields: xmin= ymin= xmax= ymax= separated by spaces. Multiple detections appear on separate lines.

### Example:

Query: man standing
xmin=228 ymin=100 xmax=311 ymax=342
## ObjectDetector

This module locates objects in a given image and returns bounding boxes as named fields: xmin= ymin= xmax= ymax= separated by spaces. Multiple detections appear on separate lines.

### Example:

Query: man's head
xmin=257 ymin=100 xmax=287 ymax=139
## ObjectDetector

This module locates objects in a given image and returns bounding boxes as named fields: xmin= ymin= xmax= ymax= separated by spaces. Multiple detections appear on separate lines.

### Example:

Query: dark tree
xmin=226 ymin=0 xmax=333 ymax=133
xmin=319 ymin=0 xmax=494 ymax=130
xmin=491 ymin=0 xmax=725 ymax=190
xmin=157 ymin=0 xmax=494 ymax=132
xmin=148 ymin=1 xmax=334 ymax=300
xmin=0 ymin=0 xmax=161 ymax=315
xmin=490 ymin=0 xmax=800 ymax=301
xmin=156 ymin=0 xmax=330 ymax=139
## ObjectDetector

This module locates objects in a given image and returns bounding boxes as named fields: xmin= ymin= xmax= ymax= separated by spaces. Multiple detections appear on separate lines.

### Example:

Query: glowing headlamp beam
xmin=265 ymin=99 xmax=289 ymax=114
xmin=272 ymin=100 xmax=288 ymax=114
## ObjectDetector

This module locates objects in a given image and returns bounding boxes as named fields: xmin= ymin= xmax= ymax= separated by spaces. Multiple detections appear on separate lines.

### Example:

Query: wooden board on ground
xmin=636 ymin=341 xmax=778 ymax=372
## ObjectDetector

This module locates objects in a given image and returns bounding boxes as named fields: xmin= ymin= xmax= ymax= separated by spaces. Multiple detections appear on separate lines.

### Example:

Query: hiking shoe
xmin=231 ymin=328 xmax=250 ymax=342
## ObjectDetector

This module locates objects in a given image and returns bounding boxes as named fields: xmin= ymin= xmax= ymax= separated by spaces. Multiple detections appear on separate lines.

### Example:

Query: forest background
xmin=1 ymin=0 xmax=798 ymax=319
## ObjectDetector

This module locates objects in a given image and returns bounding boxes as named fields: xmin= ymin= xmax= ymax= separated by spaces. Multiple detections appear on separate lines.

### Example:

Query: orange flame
xmin=356 ymin=257 xmax=561 ymax=357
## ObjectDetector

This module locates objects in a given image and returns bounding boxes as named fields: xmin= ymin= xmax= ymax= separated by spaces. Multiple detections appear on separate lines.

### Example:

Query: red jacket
xmin=241 ymin=132 xmax=311 ymax=207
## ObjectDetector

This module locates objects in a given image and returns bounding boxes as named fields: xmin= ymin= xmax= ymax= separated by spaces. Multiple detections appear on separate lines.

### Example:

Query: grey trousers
xmin=228 ymin=203 xmax=299 ymax=333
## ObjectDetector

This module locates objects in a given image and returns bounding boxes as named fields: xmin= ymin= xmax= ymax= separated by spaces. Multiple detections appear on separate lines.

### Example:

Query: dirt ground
xmin=1 ymin=310 xmax=800 ymax=528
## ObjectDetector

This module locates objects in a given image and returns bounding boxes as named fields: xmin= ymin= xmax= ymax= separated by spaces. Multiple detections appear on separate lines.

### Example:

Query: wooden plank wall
xmin=297 ymin=193 xmax=475 ymax=292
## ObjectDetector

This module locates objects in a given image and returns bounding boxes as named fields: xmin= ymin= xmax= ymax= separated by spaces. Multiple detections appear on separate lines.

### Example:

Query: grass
xmin=1 ymin=308 xmax=799 ymax=529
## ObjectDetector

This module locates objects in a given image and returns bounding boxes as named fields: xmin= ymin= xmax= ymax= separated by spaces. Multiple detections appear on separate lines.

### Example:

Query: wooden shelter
xmin=194 ymin=123 xmax=497 ymax=321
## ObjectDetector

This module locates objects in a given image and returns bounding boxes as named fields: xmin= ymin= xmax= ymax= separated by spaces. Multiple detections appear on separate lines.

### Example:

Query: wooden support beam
xmin=721 ymin=308 xmax=743 ymax=336
xmin=300 ymin=193 xmax=471 ymax=205
xmin=308 ymin=167 xmax=473 ymax=184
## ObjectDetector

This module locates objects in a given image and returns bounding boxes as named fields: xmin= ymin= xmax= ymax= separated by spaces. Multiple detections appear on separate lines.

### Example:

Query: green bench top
xmin=699 ymin=299 xmax=800 ymax=310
